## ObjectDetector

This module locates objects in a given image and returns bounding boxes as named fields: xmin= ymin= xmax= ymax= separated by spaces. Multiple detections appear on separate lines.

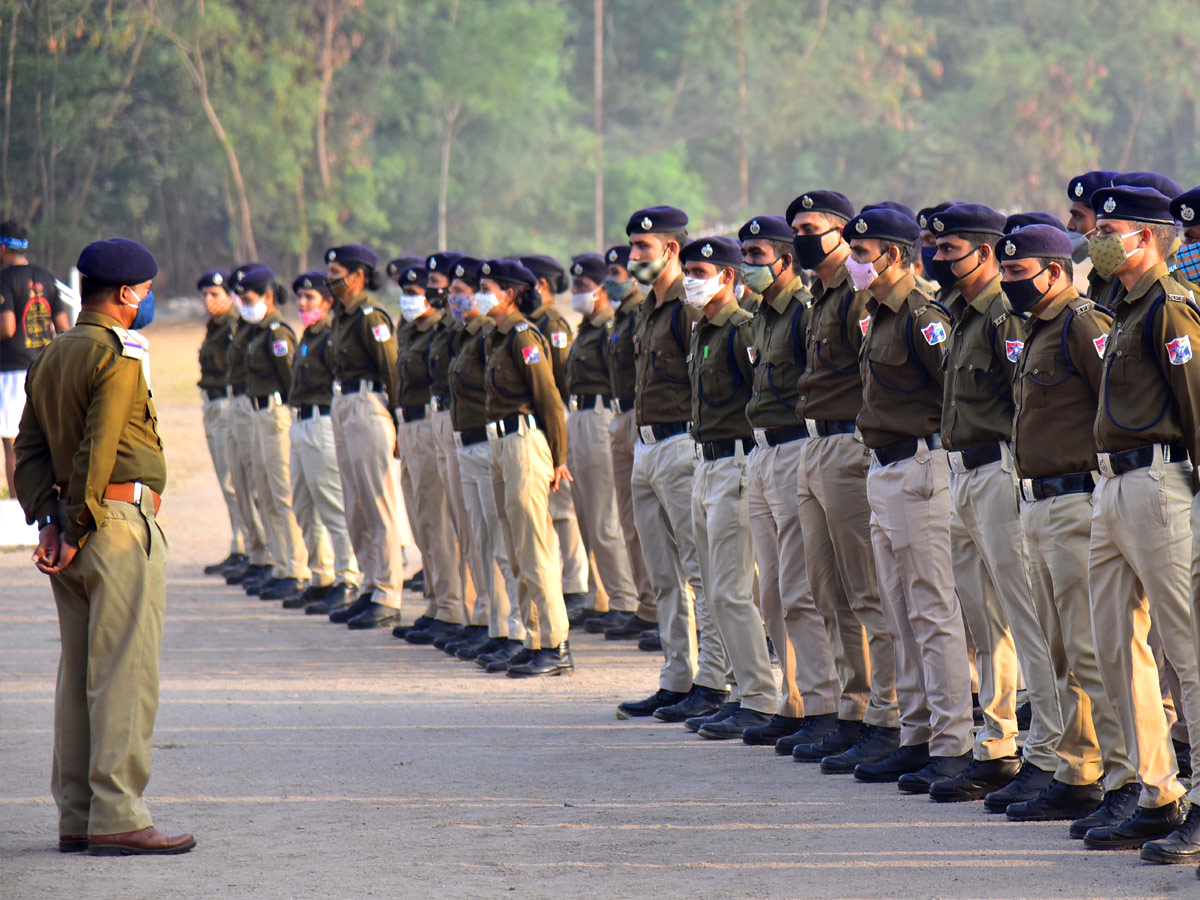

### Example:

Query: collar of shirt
xmin=1120 ymin=261 xmax=1170 ymax=304
xmin=494 ymin=309 xmax=525 ymax=334
xmin=706 ymin=297 xmax=742 ymax=328
xmin=261 ymin=308 xmax=283 ymax=327
xmin=415 ymin=307 xmax=443 ymax=333
xmin=587 ymin=307 xmax=615 ymax=327
xmin=965 ymin=275 xmax=1003 ymax=315
xmin=812 ymin=263 xmax=849 ymax=303
xmin=877 ymin=271 xmax=916 ymax=313
xmin=652 ymin=275 xmax=685 ymax=308
xmin=768 ymin=275 xmax=808 ymax=315
xmin=465 ymin=315 xmax=487 ymax=336
xmin=306 ymin=311 xmax=333 ymax=334
xmin=339 ymin=291 xmax=374 ymax=316
xmin=76 ymin=309 xmax=123 ymax=329
xmin=212 ymin=309 xmax=238 ymax=329
xmin=1029 ymin=285 xmax=1081 ymax=328
xmin=617 ymin=294 xmax=644 ymax=317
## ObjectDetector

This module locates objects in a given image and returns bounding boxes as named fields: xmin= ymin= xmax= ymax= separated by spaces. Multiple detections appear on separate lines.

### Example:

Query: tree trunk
xmin=593 ymin=0 xmax=604 ymax=251
xmin=315 ymin=0 xmax=335 ymax=194
xmin=736 ymin=1 xmax=749 ymax=211
xmin=2 ymin=4 xmax=19 ymax=218
xmin=437 ymin=97 xmax=461 ymax=251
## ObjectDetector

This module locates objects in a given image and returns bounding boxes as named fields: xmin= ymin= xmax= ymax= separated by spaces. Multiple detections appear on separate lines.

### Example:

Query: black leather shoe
xmin=823 ymin=725 xmax=902 ymax=774
xmin=1175 ymin=738 xmax=1193 ymax=780
xmin=853 ymin=742 xmax=930 ymax=783
xmin=743 ymin=715 xmax=805 ymax=747
xmin=436 ymin=625 xmax=477 ymax=651
xmin=638 ymin=628 xmax=661 ymax=652
xmin=347 ymin=601 xmax=400 ymax=629
xmin=405 ymin=618 xmax=460 ymax=645
xmin=499 ymin=646 xmax=535 ymax=671
xmin=982 ymin=759 xmax=1055 ymax=812
xmin=206 ymin=553 xmax=245 ymax=575
xmin=775 ymin=713 xmax=836 ymax=756
xmin=972 ymin=691 xmax=984 ymax=727
xmin=1015 ymin=699 xmax=1032 ymax=731
xmin=393 ymin=614 xmax=435 ymax=639
xmin=305 ymin=583 xmax=352 ymax=615
xmin=1006 ymin=779 xmax=1104 ymax=822
xmin=260 ymin=577 xmax=305 ymax=600
xmin=403 ymin=569 xmax=425 ymax=592
xmin=564 ymin=593 xmax=589 ymax=626
xmin=1084 ymin=801 xmax=1185 ymax=850
xmin=457 ymin=634 xmax=499 ymax=661
xmin=224 ymin=561 xmax=262 ymax=584
xmin=585 ymin=610 xmax=630 ymax=634
xmin=653 ymin=685 xmax=730 ymax=722
xmin=244 ymin=575 xmax=277 ymax=596
xmin=699 ymin=707 xmax=773 ymax=740
xmin=618 ymin=688 xmax=688 ymax=717
xmin=900 ymin=752 xmax=972 ymax=795
xmin=1140 ymin=804 xmax=1200 ymax=863
xmin=330 ymin=593 xmax=373 ymax=624
xmin=285 ymin=582 xmax=330 ymax=610
xmin=684 ymin=702 xmax=739 ymax=734
xmin=507 ymin=642 xmax=574 ymax=677
xmin=1070 ymin=783 xmax=1140 ymax=839
xmin=605 ymin=615 xmax=657 ymax=640
xmin=443 ymin=625 xmax=488 ymax=654
xmin=483 ymin=640 xmax=527 ymax=672
xmin=928 ymin=755 xmax=1022 ymax=802
xmin=793 ymin=719 xmax=864 ymax=762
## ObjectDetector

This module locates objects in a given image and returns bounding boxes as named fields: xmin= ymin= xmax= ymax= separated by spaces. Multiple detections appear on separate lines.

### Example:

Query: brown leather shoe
xmin=88 ymin=826 xmax=196 ymax=856
xmin=58 ymin=834 xmax=88 ymax=853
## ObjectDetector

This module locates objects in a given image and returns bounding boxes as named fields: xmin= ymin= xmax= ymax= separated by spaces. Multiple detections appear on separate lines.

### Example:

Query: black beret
xmin=397 ymin=266 xmax=429 ymax=288
xmin=231 ymin=262 xmax=276 ymax=295
xmin=1170 ymin=187 xmax=1200 ymax=226
xmin=917 ymin=201 xmax=957 ymax=231
xmin=425 ymin=251 xmax=463 ymax=277
xmin=842 ymin=209 xmax=920 ymax=246
xmin=519 ymin=254 xmax=565 ymax=284
xmin=1092 ymin=185 xmax=1175 ymax=225
xmin=861 ymin=201 xmax=918 ymax=222
xmin=738 ymin=215 xmax=793 ymax=243
xmin=679 ymin=236 xmax=742 ymax=269
xmin=476 ymin=258 xmax=536 ymax=289
xmin=625 ymin=206 xmax=689 ymax=235
xmin=1115 ymin=171 xmax=1183 ymax=199
xmin=292 ymin=271 xmax=330 ymax=295
xmin=386 ymin=255 xmax=423 ymax=279
xmin=569 ymin=253 xmax=607 ymax=284
xmin=197 ymin=268 xmax=231 ymax=291
xmin=1067 ymin=171 xmax=1118 ymax=203
xmin=1003 ymin=211 xmax=1067 ymax=234
xmin=928 ymin=203 xmax=1006 ymax=238
xmin=605 ymin=245 xmax=630 ymax=267
xmin=450 ymin=255 xmax=482 ymax=287
xmin=785 ymin=190 xmax=855 ymax=225
xmin=77 ymin=238 xmax=158 ymax=286
xmin=325 ymin=243 xmax=377 ymax=269
xmin=995 ymin=225 xmax=1074 ymax=262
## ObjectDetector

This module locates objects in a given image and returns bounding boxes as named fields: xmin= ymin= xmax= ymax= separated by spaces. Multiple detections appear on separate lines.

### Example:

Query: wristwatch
xmin=38 ymin=514 xmax=60 ymax=530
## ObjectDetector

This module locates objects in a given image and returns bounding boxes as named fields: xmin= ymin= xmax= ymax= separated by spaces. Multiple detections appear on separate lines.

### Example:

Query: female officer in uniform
xmin=478 ymin=259 xmax=573 ymax=677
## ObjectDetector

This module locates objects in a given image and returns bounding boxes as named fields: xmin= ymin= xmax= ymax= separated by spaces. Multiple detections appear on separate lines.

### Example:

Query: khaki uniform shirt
xmin=394 ymin=308 xmax=445 ymax=408
xmin=1012 ymin=288 xmax=1110 ymax=478
xmin=485 ymin=309 xmax=567 ymax=466
xmin=531 ymin=301 xmax=573 ymax=404
xmin=941 ymin=276 xmax=1025 ymax=451
xmin=331 ymin=291 xmax=399 ymax=410
xmin=290 ymin=312 xmax=335 ymax=408
xmin=739 ymin=289 xmax=763 ymax=316
xmin=795 ymin=263 xmax=871 ymax=423
xmin=198 ymin=310 xmax=237 ymax=390
xmin=428 ymin=317 xmax=464 ymax=405
xmin=14 ymin=309 xmax=166 ymax=546
xmin=857 ymin=271 xmax=950 ymax=448
xmin=690 ymin=300 xmax=755 ymax=443
xmin=227 ymin=319 xmax=255 ymax=391
xmin=1094 ymin=262 xmax=1200 ymax=465
xmin=245 ymin=310 xmax=296 ymax=401
xmin=633 ymin=276 xmax=701 ymax=426
xmin=448 ymin=316 xmax=492 ymax=432
xmin=745 ymin=276 xmax=811 ymax=429
xmin=565 ymin=307 xmax=615 ymax=397
xmin=1087 ymin=268 xmax=1117 ymax=309
xmin=605 ymin=296 xmax=643 ymax=402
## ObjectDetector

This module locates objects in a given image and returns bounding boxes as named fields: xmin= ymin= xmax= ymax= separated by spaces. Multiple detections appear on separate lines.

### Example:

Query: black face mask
xmin=930 ymin=247 xmax=982 ymax=291
xmin=791 ymin=229 xmax=838 ymax=271
xmin=1000 ymin=267 xmax=1050 ymax=315
xmin=426 ymin=286 xmax=447 ymax=308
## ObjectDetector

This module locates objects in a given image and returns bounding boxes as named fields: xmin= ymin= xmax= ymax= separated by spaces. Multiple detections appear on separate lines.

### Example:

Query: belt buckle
xmin=1020 ymin=478 xmax=1036 ymax=503
xmin=639 ymin=425 xmax=656 ymax=445
xmin=753 ymin=428 xmax=770 ymax=451
xmin=947 ymin=450 xmax=966 ymax=474
xmin=804 ymin=418 xmax=818 ymax=437
xmin=1097 ymin=454 xmax=1116 ymax=478
xmin=272 ymin=391 xmax=281 ymax=406
xmin=569 ymin=396 xmax=579 ymax=411
xmin=485 ymin=422 xmax=499 ymax=441
xmin=453 ymin=431 xmax=464 ymax=448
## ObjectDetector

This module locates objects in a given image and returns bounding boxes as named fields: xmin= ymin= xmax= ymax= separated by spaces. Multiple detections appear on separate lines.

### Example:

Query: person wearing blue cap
xmin=789 ymin=191 xmax=898 ymax=772
xmin=1083 ymin=185 xmax=1200 ymax=860
xmin=1065 ymin=170 xmax=1119 ymax=303
xmin=195 ymin=268 xmax=248 ymax=577
xmin=14 ymin=237 xmax=195 ymax=856
xmin=996 ymin=226 xmax=1137 ymax=834
xmin=928 ymin=203 xmax=1066 ymax=807
xmin=1169 ymin=186 xmax=1200 ymax=286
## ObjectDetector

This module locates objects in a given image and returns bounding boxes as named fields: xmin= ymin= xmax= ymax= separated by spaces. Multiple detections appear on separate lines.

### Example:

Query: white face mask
xmin=238 ymin=299 xmax=267 ymax=324
xmin=683 ymin=274 xmax=723 ymax=309
xmin=475 ymin=291 xmax=500 ymax=316
xmin=400 ymin=293 xmax=428 ymax=322
xmin=571 ymin=290 xmax=599 ymax=317
xmin=734 ymin=283 xmax=746 ymax=301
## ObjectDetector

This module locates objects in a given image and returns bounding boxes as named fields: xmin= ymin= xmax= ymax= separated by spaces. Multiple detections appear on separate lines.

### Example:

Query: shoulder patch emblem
xmin=921 ymin=321 xmax=948 ymax=346
xmin=1166 ymin=335 xmax=1192 ymax=365
xmin=1093 ymin=334 xmax=1107 ymax=358
xmin=1004 ymin=340 xmax=1024 ymax=362
xmin=272 ymin=339 xmax=289 ymax=357
xmin=747 ymin=346 xmax=758 ymax=364
xmin=550 ymin=331 xmax=568 ymax=348
xmin=371 ymin=322 xmax=391 ymax=342
xmin=521 ymin=345 xmax=542 ymax=365
xmin=858 ymin=315 xmax=871 ymax=335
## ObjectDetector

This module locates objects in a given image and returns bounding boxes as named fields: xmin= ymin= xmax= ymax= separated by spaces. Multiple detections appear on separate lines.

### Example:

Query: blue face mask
xmin=130 ymin=288 xmax=155 ymax=330
xmin=920 ymin=246 xmax=938 ymax=280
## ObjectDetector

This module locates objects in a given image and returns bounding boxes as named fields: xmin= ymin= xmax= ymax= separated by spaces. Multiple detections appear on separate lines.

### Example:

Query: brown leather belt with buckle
xmin=58 ymin=481 xmax=163 ymax=515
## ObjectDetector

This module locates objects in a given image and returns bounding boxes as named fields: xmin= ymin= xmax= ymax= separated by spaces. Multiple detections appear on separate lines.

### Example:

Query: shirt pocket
xmin=866 ymin=335 xmax=922 ymax=392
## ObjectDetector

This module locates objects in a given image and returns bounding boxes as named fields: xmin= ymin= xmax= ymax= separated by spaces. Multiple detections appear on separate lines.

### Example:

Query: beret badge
xmin=607 ymin=249 xmax=618 ymax=262
xmin=326 ymin=250 xmax=336 ymax=262
xmin=932 ymin=218 xmax=945 ymax=232
xmin=1004 ymin=240 xmax=1017 ymax=257
xmin=641 ymin=216 xmax=653 ymax=231
xmin=455 ymin=264 xmax=466 ymax=277
xmin=429 ymin=258 xmax=438 ymax=270
xmin=1103 ymin=196 xmax=1117 ymax=214
xmin=571 ymin=263 xmax=583 ymax=275
xmin=749 ymin=220 xmax=760 ymax=235
xmin=918 ymin=215 xmax=927 ymax=229
xmin=801 ymin=195 xmax=814 ymax=210
xmin=405 ymin=270 xmax=417 ymax=282
xmin=701 ymin=243 xmax=713 ymax=258
xmin=1182 ymin=204 xmax=1195 ymax=223
xmin=212 ymin=273 xmax=223 ymax=285
xmin=481 ymin=263 xmax=491 ymax=275
xmin=301 ymin=278 xmax=311 ymax=288
xmin=854 ymin=219 xmax=868 ymax=234
xmin=1074 ymin=182 xmax=1084 ymax=198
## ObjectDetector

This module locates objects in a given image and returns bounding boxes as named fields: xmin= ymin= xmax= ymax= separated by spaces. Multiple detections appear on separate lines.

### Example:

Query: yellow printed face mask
xmin=1088 ymin=230 xmax=1142 ymax=278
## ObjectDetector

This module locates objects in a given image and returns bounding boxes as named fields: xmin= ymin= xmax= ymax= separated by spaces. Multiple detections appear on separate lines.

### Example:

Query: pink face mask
xmin=299 ymin=307 xmax=326 ymax=328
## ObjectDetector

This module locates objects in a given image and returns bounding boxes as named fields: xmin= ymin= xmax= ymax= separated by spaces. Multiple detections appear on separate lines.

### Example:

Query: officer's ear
xmin=1046 ymin=261 xmax=1063 ymax=286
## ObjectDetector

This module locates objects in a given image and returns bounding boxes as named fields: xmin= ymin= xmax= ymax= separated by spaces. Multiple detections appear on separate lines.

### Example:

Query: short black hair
xmin=80 ymin=276 xmax=117 ymax=306
xmin=1146 ymin=222 xmax=1179 ymax=259
xmin=879 ymin=240 xmax=915 ymax=266
xmin=661 ymin=229 xmax=688 ymax=250
xmin=950 ymin=231 xmax=999 ymax=252
xmin=1035 ymin=257 xmax=1075 ymax=282
xmin=0 ymin=220 xmax=28 ymax=243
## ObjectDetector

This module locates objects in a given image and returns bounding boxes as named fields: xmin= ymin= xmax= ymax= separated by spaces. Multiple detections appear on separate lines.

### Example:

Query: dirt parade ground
xmin=0 ymin=322 xmax=1193 ymax=899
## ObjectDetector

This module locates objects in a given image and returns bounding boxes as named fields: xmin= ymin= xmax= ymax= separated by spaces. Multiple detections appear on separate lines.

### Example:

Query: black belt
xmin=615 ymin=395 xmax=636 ymax=414
xmin=699 ymin=438 xmax=754 ymax=461
xmin=488 ymin=413 xmax=542 ymax=439
xmin=751 ymin=423 xmax=809 ymax=449
xmin=231 ymin=383 xmax=247 ymax=397
xmin=295 ymin=404 xmax=331 ymax=420
xmin=455 ymin=427 xmax=489 ymax=447
xmin=398 ymin=404 xmax=426 ymax=423
xmin=1096 ymin=443 xmax=1188 ymax=477
xmin=204 ymin=386 xmax=229 ymax=401
xmin=431 ymin=395 xmax=450 ymax=413
xmin=638 ymin=420 xmax=690 ymax=444
xmin=340 ymin=379 xmax=383 ymax=394
xmin=946 ymin=441 xmax=1004 ymax=473
xmin=251 ymin=393 xmax=282 ymax=411
xmin=871 ymin=432 xmax=943 ymax=466
xmin=807 ymin=419 xmax=857 ymax=438
xmin=572 ymin=393 xmax=613 ymax=411
xmin=1019 ymin=472 xmax=1095 ymax=502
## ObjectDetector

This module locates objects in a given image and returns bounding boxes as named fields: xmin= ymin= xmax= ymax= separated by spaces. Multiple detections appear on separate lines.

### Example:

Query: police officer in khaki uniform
xmin=478 ymin=259 xmax=572 ymax=677
xmin=15 ymin=237 xmax=194 ymax=855
xmin=1082 ymin=186 xmax=1200 ymax=860
xmin=679 ymin=235 xmax=777 ymax=739
xmin=997 ymin=226 xmax=1138 ymax=834
xmin=196 ymin=268 xmax=248 ymax=574
xmin=564 ymin=253 xmax=640 ymax=633
xmin=286 ymin=272 xmax=360 ymax=615
xmin=845 ymin=207 xmax=975 ymax=788
xmin=324 ymin=243 xmax=405 ymax=628
xmin=600 ymin=245 xmax=659 ymax=641
xmin=1065 ymin=171 xmax=1119 ymax=304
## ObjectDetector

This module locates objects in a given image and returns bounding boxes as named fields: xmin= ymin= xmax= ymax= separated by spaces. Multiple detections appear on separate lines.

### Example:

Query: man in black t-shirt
xmin=1 ymin=221 xmax=68 ymax=495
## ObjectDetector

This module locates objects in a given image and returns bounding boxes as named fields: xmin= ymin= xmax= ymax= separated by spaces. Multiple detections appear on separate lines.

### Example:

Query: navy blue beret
xmin=1170 ymin=187 xmax=1200 ymax=226
xmin=1067 ymin=171 xmax=1118 ymax=203
xmin=861 ymin=201 xmax=918 ymax=222
xmin=425 ymin=251 xmax=463 ymax=278
xmin=605 ymin=245 xmax=630 ymax=267
xmin=77 ymin=238 xmax=158 ymax=286
xmin=1115 ymin=171 xmax=1183 ymax=199
xmin=293 ymin=271 xmax=330 ymax=295
xmin=569 ymin=253 xmax=607 ymax=284
xmin=197 ymin=268 xmax=231 ymax=291
xmin=738 ymin=215 xmax=793 ymax=243
xmin=625 ymin=206 xmax=689 ymax=236
xmin=917 ymin=201 xmax=957 ymax=231
xmin=397 ymin=266 xmax=428 ymax=288
xmin=929 ymin=203 xmax=1006 ymax=238
xmin=995 ymin=225 xmax=1074 ymax=262
xmin=231 ymin=262 xmax=276 ymax=295
xmin=386 ymin=255 xmax=423 ymax=279
xmin=679 ymin=236 xmax=742 ymax=269
xmin=1092 ymin=185 xmax=1175 ymax=225
xmin=519 ymin=254 xmax=565 ymax=283
xmin=450 ymin=256 xmax=482 ymax=287
xmin=476 ymin=259 xmax=537 ymax=289
xmin=325 ymin=243 xmax=377 ymax=270
xmin=1004 ymin=211 xmax=1067 ymax=234
xmin=785 ymin=190 xmax=855 ymax=225
xmin=843 ymin=209 xmax=921 ymax=246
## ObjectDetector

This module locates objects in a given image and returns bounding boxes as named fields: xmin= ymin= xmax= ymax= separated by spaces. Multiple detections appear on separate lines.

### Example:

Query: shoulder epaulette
xmin=514 ymin=322 xmax=529 ymax=332
xmin=912 ymin=305 xmax=927 ymax=317
xmin=362 ymin=306 xmax=375 ymax=315
xmin=108 ymin=325 xmax=146 ymax=360
xmin=1167 ymin=293 xmax=1188 ymax=303
xmin=992 ymin=312 xmax=1008 ymax=327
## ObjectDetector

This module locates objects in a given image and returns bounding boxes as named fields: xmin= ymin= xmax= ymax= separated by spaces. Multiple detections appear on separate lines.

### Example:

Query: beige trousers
xmin=202 ymin=394 xmax=245 ymax=555
xmin=290 ymin=412 xmax=360 ymax=587
xmin=608 ymin=409 xmax=657 ymax=622
xmin=550 ymin=403 xmax=590 ymax=596
xmin=431 ymin=408 xmax=482 ymax=624
xmin=458 ymin=439 xmax=523 ymax=640
xmin=225 ymin=394 xmax=269 ymax=565
xmin=50 ymin=494 xmax=166 ymax=835
xmin=253 ymin=400 xmax=309 ymax=581
xmin=866 ymin=447 xmax=973 ymax=755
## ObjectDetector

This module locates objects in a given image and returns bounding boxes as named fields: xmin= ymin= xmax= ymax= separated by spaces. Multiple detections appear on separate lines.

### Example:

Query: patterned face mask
xmin=1088 ymin=230 xmax=1142 ymax=278
xmin=1171 ymin=242 xmax=1200 ymax=284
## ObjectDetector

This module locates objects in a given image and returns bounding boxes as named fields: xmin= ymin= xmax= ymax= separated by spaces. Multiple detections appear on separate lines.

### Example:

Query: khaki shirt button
xmin=806 ymin=367 xmax=813 ymax=374
xmin=1032 ymin=368 xmax=1039 ymax=375
xmin=799 ymin=395 xmax=806 ymax=402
